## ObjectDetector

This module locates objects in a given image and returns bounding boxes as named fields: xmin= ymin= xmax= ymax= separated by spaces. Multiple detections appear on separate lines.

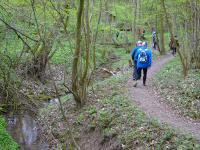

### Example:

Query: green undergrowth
xmin=154 ymin=57 xmax=200 ymax=119
xmin=111 ymin=47 xmax=130 ymax=69
xmin=39 ymin=48 xmax=200 ymax=149
xmin=88 ymin=71 xmax=200 ymax=149
xmin=0 ymin=116 xmax=19 ymax=150
xmin=39 ymin=69 xmax=199 ymax=149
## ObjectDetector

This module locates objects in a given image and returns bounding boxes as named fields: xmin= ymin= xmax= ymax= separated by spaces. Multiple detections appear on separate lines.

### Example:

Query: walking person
xmin=169 ymin=35 xmax=179 ymax=56
xmin=152 ymin=30 xmax=160 ymax=51
xmin=135 ymin=41 xmax=152 ymax=86
xmin=131 ymin=41 xmax=143 ymax=86
xmin=152 ymin=30 xmax=157 ymax=49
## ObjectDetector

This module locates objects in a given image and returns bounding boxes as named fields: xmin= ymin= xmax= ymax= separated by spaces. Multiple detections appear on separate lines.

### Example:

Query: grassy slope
xmin=90 ymin=69 xmax=199 ymax=149
xmin=0 ymin=116 xmax=19 ymax=150
xmin=154 ymin=57 xmax=200 ymax=119
xmin=39 ymin=48 xmax=200 ymax=149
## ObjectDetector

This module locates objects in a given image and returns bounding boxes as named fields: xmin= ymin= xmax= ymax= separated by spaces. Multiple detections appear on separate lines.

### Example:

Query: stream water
xmin=6 ymin=98 xmax=59 ymax=150
xmin=5 ymin=69 xmax=123 ymax=149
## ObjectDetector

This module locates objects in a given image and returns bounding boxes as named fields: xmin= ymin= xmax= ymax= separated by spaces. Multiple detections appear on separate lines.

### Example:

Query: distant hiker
xmin=135 ymin=41 xmax=152 ymax=86
xmin=131 ymin=41 xmax=143 ymax=84
xmin=152 ymin=31 xmax=161 ymax=51
xmin=152 ymin=31 xmax=156 ymax=48
xmin=169 ymin=35 xmax=179 ymax=56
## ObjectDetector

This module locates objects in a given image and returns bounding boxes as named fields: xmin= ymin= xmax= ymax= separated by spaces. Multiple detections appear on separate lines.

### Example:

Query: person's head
xmin=137 ymin=40 xmax=142 ymax=46
xmin=142 ymin=41 xmax=148 ymax=48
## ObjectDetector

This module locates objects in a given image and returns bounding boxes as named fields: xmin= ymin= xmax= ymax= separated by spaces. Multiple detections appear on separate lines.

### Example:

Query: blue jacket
xmin=136 ymin=48 xmax=152 ymax=69
xmin=131 ymin=46 xmax=143 ymax=62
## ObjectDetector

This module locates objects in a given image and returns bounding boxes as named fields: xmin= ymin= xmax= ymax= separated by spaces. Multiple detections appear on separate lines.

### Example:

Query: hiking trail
xmin=127 ymin=53 xmax=200 ymax=143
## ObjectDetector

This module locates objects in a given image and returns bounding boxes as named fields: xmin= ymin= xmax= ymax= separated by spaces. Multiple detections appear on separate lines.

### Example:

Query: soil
xmin=127 ymin=53 xmax=200 ymax=143
xmin=79 ymin=130 xmax=121 ymax=150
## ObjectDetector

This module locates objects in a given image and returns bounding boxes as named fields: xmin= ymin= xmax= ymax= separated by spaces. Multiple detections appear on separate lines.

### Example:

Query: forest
xmin=0 ymin=0 xmax=200 ymax=149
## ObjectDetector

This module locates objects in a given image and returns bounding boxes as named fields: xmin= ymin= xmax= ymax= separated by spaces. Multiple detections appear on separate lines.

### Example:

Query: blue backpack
xmin=138 ymin=49 xmax=148 ymax=63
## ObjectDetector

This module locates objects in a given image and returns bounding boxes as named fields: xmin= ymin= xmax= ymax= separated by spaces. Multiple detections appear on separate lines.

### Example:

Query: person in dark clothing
xmin=135 ymin=42 xmax=152 ymax=86
xmin=152 ymin=31 xmax=157 ymax=49
xmin=137 ymin=68 xmax=148 ymax=86
xmin=131 ymin=41 xmax=143 ymax=83
xmin=169 ymin=36 xmax=179 ymax=56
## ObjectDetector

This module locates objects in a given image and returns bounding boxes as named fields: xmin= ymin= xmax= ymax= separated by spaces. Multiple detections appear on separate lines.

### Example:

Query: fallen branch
xmin=101 ymin=68 xmax=116 ymax=76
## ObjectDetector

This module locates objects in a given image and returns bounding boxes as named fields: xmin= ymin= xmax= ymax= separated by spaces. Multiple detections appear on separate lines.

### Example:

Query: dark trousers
xmin=133 ymin=61 xmax=138 ymax=80
xmin=137 ymin=68 xmax=148 ymax=85
xmin=172 ymin=47 xmax=176 ymax=55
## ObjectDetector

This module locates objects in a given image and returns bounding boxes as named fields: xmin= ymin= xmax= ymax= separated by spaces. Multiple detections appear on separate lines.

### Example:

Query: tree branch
xmin=30 ymin=0 xmax=42 ymax=40
xmin=48 ymin=63 xmax=80 ymax=150
xmin=0 ymin=17 xmax=38 ymax=42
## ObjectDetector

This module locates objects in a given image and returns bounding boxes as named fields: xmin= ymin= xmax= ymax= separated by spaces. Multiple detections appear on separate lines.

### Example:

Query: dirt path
xmin=127 ymin=53 xmax=200 ymax=143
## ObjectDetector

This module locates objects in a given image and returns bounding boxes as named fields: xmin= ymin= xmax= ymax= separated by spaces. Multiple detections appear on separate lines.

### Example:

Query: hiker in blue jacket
xmin=135 ymin=41 xmax=152 ymax=86
xmin=131 ymin=41 xmax=143 ymax=83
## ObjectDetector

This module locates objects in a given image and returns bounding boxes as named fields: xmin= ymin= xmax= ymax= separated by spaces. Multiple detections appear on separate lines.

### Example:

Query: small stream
xmin=6 ymin=98 xmax=59 ymax=150
xmin=5 ymin=67 xmax=126 ymax=149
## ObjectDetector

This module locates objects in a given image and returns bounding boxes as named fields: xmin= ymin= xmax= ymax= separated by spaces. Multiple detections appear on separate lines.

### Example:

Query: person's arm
xmin=130 ymin=55 xmax=133 ymax=65
xmin=131 ymin=48 xmax=136 ymax=61
xmin=130 ymin=49 xmax=135 ymax=64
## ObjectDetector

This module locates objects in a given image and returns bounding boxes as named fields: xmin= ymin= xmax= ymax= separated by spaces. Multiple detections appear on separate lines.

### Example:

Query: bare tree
xmin=71 ymin=0 xmax=92 ymax=107
xmin=92 ymin=0 xmax=102 ymax=69
xmin=132 ymin=0 xmax=138 ymax=43
xmin=161 ymin=0 xmax=190 ymax=78
xmin=158 ymin=2 xmax=165 ymax=55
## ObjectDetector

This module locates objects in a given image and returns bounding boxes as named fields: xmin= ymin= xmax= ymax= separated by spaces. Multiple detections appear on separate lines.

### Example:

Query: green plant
xmin=0 ymin=116 xmax=19 ymax=150
xmin=102 ymin=128 xmax=117 ymax=140
xmin=87 ymin=106 xmax=97 ymax=117
xmin=75 ymin=113 xmax=85 ymax=125
xmin=98 ymin=110 xmax=113 ymax=129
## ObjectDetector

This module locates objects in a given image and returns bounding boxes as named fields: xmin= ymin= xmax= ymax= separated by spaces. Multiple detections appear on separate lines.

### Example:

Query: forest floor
xmin=127 ymin=53 xmax=200 ymax=143
xmin=38 ymin=51 xmax=200 ymax=149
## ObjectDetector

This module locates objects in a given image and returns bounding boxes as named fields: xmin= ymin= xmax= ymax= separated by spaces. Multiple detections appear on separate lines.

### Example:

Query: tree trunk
xmin=161 ymin=0 xmax=189 ymax=78
xmin=132 ymin=0 xmax=138 ymax=43
xmin=92 ymin=0 xmax=102 ymax=69
xmin=27 ymin=29 xmax=56 ymax=81
xmin=159 ymin=12 xmax=165 ymax=54
xmin=80 ymin=0 xmax=91 ymax=103
xmin=71 ymin=0 xmax=85 ymax=106
xmin=105 ymin=0 xmax=110 ymax=24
